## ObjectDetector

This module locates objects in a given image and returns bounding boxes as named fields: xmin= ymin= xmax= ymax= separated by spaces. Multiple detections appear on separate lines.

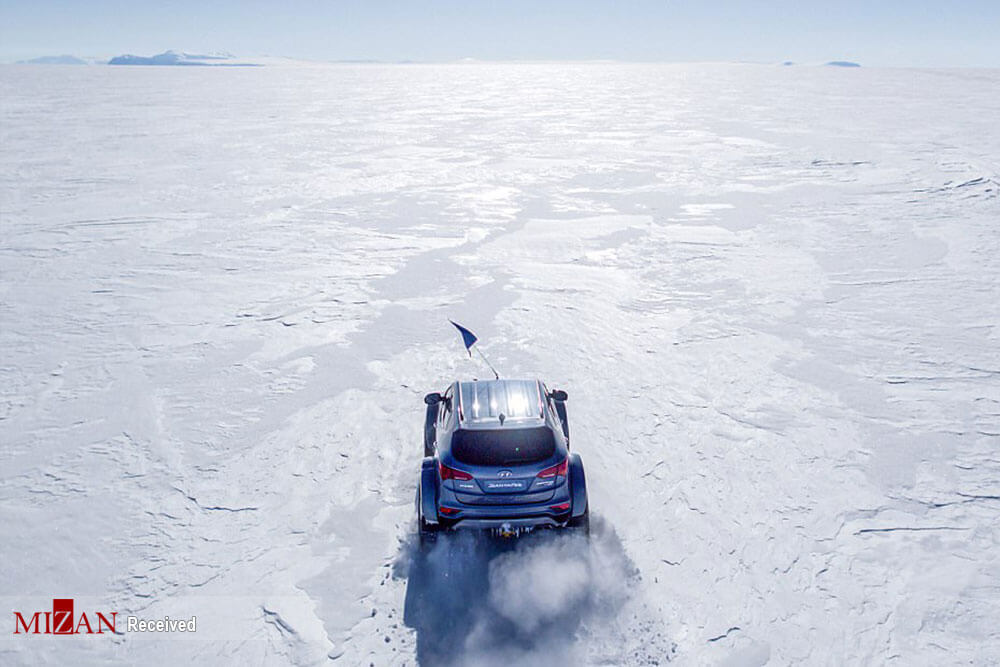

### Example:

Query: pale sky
xmin=1 ymin=0 xmax=998 ymax=66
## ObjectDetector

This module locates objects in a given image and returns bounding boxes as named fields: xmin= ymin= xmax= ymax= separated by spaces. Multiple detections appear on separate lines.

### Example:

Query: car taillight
xmin=538 ymin=458 xmax=568 ymax=478
xmin=439 ymin=462 xmax=473 ymax=481
xmin=439 ymin=506 xmax=460 ymax=515
xmin=550 ymin=502 xmax=570 ymax=512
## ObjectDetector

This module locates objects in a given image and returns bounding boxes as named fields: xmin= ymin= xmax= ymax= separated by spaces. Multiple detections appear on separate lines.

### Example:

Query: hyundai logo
xmin=497 ymin=470 xmax=513 ymax=478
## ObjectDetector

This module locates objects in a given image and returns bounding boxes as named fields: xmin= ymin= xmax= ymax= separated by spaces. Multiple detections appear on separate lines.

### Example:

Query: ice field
xmin=1 ymin=62 xmax=999 ymax=665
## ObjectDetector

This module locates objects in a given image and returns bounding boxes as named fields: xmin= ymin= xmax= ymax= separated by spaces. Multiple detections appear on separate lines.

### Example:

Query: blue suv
xmin=417 ymin=378 xmax=589 ymax=541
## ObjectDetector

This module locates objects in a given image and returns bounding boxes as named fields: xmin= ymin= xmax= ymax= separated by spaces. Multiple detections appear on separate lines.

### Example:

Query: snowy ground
xmin=1 ymin=62 xmax=999 ymax=666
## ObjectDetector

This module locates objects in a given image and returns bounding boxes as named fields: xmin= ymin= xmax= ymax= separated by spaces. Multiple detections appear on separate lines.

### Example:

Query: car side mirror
xmin=549 ymin=389 xmax=568 ymax=402
xmin=424 ymin=392 xmax=443 ymax=406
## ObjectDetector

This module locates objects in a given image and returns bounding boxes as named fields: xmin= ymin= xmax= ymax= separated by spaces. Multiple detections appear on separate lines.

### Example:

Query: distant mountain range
xmin=13 ymin=52 xmax=863 ymax=68
xmin=781 ymin=60 xmax=862 ymax=67
xmin=18 ymin=54 xmax=89 ymax=65
xmin=108 ymin=50 xmax=260 ymax=66
xmin=13 ymin=50 xmax=260 ymax=66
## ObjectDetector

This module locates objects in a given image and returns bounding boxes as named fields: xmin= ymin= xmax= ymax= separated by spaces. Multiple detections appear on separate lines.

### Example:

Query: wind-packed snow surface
xmin=1 ymin=63 xmax=998 ymax=665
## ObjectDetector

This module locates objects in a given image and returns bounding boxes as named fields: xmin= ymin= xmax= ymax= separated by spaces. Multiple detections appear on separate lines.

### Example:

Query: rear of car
xmin=437 ymin=426 xmax=573 ymax=530
xmin=422 ymin=379 xmax=580 ymax=537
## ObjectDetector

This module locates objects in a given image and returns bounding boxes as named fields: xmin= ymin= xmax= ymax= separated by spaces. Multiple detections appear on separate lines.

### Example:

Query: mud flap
xmin=420 ymin=457 xmax=439 ymax=527
xmin=568 ymin=452 xmax=587 ymax=520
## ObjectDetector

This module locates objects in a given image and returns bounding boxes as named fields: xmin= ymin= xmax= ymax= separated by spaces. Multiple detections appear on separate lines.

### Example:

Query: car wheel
xmin=418 ymin=518 xmax=438 ymax=548
xmin=567 ymin=504 xmax=590 ymax=536
xmin=416 ymin=491 xmax=438 ymax=549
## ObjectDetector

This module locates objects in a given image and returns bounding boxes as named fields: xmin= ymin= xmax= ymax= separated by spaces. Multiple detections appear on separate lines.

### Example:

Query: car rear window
xmin=451 ymin=427 xmax=555 ymax=466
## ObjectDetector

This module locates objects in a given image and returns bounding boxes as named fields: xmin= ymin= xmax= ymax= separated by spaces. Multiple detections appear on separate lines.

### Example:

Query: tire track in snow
xmin=396 ymin=520 xmax=675 ymax=666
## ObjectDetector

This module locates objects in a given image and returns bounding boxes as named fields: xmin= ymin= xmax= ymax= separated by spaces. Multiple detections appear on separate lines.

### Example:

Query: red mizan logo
xmin=13 ymin=599 xmax=117 ymax=635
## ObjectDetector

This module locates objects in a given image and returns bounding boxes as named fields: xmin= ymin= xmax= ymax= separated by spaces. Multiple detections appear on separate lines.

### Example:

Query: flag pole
xmin=475 ymin=347 xmax=500 ymax=380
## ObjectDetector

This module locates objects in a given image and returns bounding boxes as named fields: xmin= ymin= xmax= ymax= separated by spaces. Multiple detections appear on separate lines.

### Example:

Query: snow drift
xmin=1 ymin=62 xmax=998 ymax=665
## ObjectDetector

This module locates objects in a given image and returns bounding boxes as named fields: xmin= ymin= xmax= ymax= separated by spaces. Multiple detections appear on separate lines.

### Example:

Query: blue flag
xmin=450 ymin=320 xmax=478 ymax=356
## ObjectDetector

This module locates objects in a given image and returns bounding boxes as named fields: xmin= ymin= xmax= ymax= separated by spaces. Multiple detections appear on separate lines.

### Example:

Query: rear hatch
xmin=449 ymin=427 xmax=560 ymax=505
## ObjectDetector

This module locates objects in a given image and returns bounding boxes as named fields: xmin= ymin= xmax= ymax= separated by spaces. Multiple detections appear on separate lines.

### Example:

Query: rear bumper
xmin=419 ymin=457 xmax=582 ymax=532
xmin=448 ymin=516 xmax=567 ymax=531
xmin=437 ymin=481 xmax=571 ymax=530
xmin=437 ymin=504 xmax=572 ymax=530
